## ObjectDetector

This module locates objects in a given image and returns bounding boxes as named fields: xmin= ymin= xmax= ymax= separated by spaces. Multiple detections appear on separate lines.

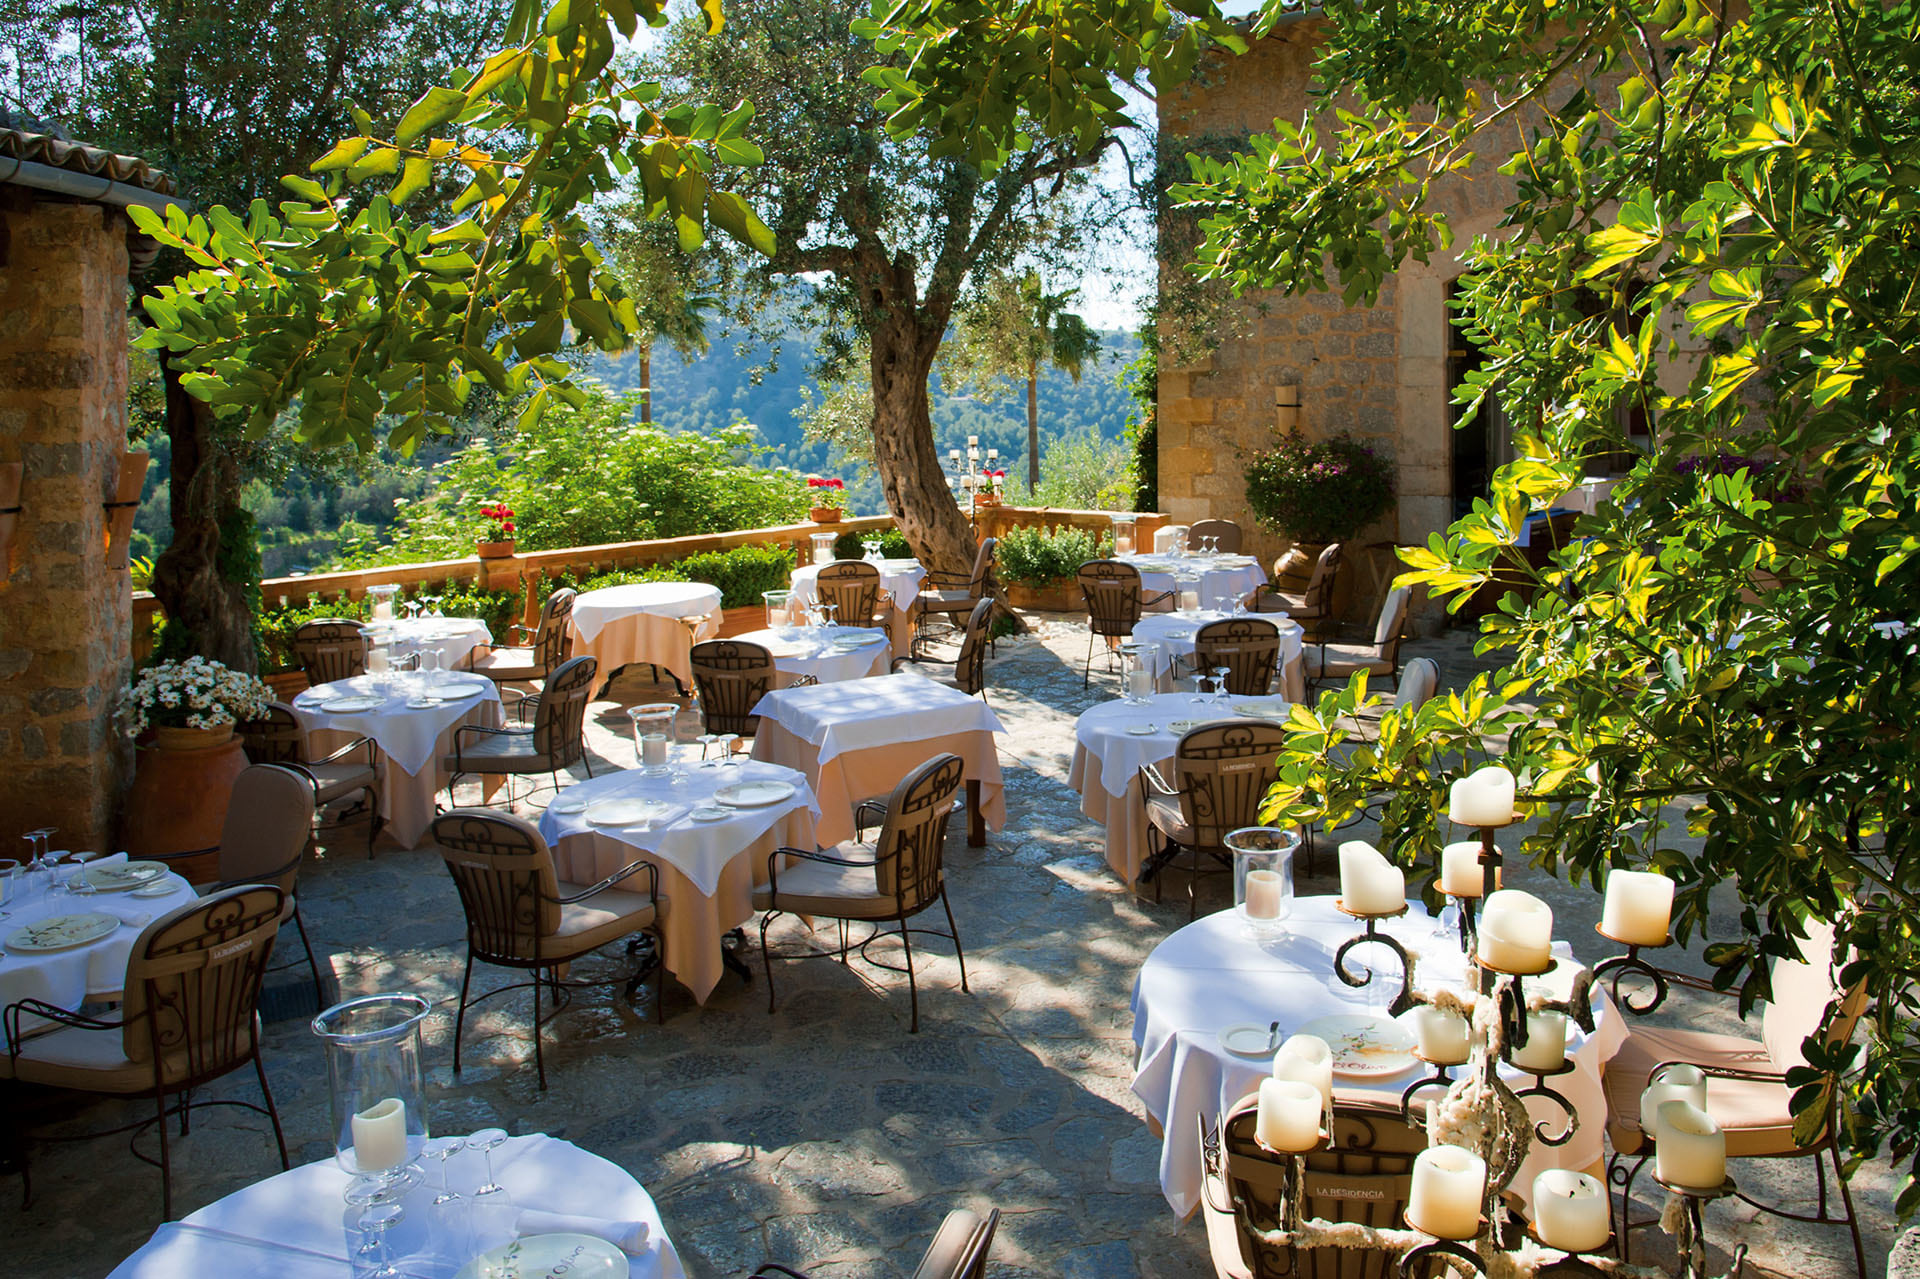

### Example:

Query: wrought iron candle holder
xmin=1399 ymin=1048 xmax=1462 ymax=1125
xmin=1655 ymin=1176 xmax=1747 ymax=1279
xmin=1448 ymin=825 xmax=1507 ymax=959
xmin=1527 ymin=1229 xmax=1620 ymax=1279
xmin=1397 ymin=1215 xmax=1494 ymax=1277
xmin=1334 ymin=901 xmax=1418 ymax=1016
xmin=1591 ymin=923 xmax=1675 ymax=1014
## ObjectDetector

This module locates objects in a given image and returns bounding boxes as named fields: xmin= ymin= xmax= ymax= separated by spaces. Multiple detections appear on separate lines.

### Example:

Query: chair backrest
xmin=689 ymin=640 xmax=776 ymax=737
xmin=1372 ymin=586 xmax=1411 ymax=665
xmin=873 ymin=752 xmax=965 ymax=908
xmin=968 ymin=537 xmax=999 ymax=595
xmin=1394 ymin=657 xmax=1439 ymax=711
xmin=433 ymin=808 xmax=563 ymax=961
xmin=910 ymin=1207 xmax=1001 ymax=1279
xmin=216 ymin=764 xmax=315 ymax=893
xmin=815 ymin=560 xmax=881 ymax=622
xmin=532 ymin=655 xmax=597 ymax=765
xmin=239 ymin=702 xmax=306 ymax=765
xmin=1173 ymin=721 xmax=1289 ymax=849
xmin=953 ymin=598 xmax=994 ymax=696
xmin=533 ymin=588 xmax=577 ymax=671
xmin=1303 ymin=543 xmax=1345 ymax=612
xmin=1078 ymin=559 xmax=1144 ymax=637
xmin=1194 ymin=618 xmax=1281 ymax=696
xmin=1187 ymin=518 xmax=1242 ymax=554
xmin=292 ymin=619 xmax=368 ymax=684
xmin=1762 ymin=919 xmax=1869 ymax=1075
xmin=121 ymin=884 xmax=285 ymax=1084
xmin=1154 ymin=524 xmax=1188 ymax=553
xmin=1217 ymin=1095 xmax=1427 ymax=1279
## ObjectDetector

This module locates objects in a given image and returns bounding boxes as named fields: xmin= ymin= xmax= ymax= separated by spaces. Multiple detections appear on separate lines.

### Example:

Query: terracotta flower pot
xmin=809 ymin=507 xmax=844 ymax=524
xmin=153 ymin=723 xmax=235 ymax=751
xmin=476 ymin=539 xmax=516 ymax=558
xmin=121 ymin=725 xmax=250 ymax=885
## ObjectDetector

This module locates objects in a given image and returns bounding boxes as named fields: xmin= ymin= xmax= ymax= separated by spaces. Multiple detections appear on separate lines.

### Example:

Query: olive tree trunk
xmin=868 ymin=311 xmax=980 ymax=581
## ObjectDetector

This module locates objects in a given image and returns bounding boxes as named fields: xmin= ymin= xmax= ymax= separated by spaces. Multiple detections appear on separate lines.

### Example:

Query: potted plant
xmin=476 ymin=502 xmax=517 ymax=557
xmin=125 ymin=656 xmax=273 ymax=749
xmin=975 ymin=468 xmax=1008 ymax=507
xmin=997 ymin=524 xmax=1112 ymax=611
xmin=806 ymin=476 xmax=847 ymax=522
xmin=1243 ymin=430 xmax=1395 ymax=585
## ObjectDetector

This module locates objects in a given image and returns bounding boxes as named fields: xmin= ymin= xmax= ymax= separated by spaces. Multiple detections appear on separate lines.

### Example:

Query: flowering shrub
xmin=983 ymin=468 xmax=1008 ymax=497
xmin=806 ymin=476 xmax=847 ymax=510
xmin=1243 ymin=430 xmax=1396 ymax=545
xmin=479 ymin=503 xmax=517 ymax=540
xmin=125 ymin=656 xmax=271 ymax=736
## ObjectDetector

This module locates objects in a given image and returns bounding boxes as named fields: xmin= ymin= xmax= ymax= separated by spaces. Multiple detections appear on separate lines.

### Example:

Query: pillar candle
xmin=351 ymin=1097 xmax=409 ymax=1172
xmin=967 ymin=435 xmax=978 ymax=446
xmin=372 ymin=598 xmax=394 ymax=622
xmin=641 ymin=733 xmax=668 ymax=768
xmin=1338 ymin=841 xmax=1406 ymax=915
xmin=1408 ymin=1145 xmax=1486 ymax=1239
xmin=1448 ymin=765 xmax=1516 ymax=827
xmin=1439 ymin=841 xmax=1500 ymax=897
xmin=1509 ymin=1009 xmax=1569 ymax=1072
xmin=1476 ymin=889 xmax=1554 ymax=972
xmin=1127 ymin=667 xmax=1152 ymax=700
xmin=368 ymin=647 xmax=390 ymax=676
xmin=1531 ymin=1169 xmax=1610 ymax=1252
xmin=1600 ymin=868 xmax=1675 ymax=947
xmin=1408 ymin=1005 xmax=1471 ymax=1066
xmin=1243 ymin=868 xmax=1285 ymax=920
xmin=1272 ymin=1034 xmax=1333 ymax=1106
xmin=1255 ymin=1078 xmax=1324 ymax=1153
xmin=1653 ymin=1099 xmax=1726 ymax=1190
xmin=1641 ymin=1065 xmax=1708 ymax=1133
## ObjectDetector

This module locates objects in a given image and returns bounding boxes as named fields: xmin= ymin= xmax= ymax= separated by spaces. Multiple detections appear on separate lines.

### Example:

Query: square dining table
xmin=747 ymin=670 xmax=1005 ymax=847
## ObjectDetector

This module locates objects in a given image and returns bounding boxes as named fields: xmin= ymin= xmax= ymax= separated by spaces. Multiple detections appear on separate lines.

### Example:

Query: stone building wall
xmin=1157 ymin=21 xmax=1521 ymax=619
xmin=0 ymin=194 xmax=133 ymax=853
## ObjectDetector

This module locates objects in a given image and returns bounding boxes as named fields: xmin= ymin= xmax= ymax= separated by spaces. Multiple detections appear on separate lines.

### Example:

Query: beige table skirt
xmin=1066 ymin=746 xmax=1158 ymax=885
xmin=750 ymin=721 xmax=1005 ymax=847
xmin=549 ymin=807 xmax=816 ymax=1005
xmin=571 ymin=611 xmax=721 ymax=690
xmin=308 ymin=699 xmax=502 ymax=849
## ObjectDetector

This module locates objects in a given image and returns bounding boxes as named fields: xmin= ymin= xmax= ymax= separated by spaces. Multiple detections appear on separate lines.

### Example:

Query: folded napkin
xmin=514 ymin=1209 xmax=650 ymax=1254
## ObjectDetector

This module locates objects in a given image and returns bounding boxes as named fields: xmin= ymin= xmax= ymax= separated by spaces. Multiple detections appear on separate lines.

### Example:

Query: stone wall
xmin=1157 ymin=21 xmax=1521 ymax=622
xmin=0 ymin=193 xmax=133 ymax=853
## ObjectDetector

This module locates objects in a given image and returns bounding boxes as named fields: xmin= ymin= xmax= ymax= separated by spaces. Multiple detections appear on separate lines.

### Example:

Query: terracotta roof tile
xmin=0 ymin=129 xmax=177 ymax=196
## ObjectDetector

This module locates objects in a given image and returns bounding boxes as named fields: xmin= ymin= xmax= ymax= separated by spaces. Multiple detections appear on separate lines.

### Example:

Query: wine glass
xmin=421 ymin=1136 xmax=472 ymax=1259
xmin=343 ymin=1174 xmax=412 ymax=1279
xmin=1212 ymin=666 xmax=1233 ymax=705
xmin=0 ymin=859 xmax=18 ymax=919
xmin=467 ymin=1128 xmax=516 ymax=1252
xmin=715 ymin=733 xmax=742 ymax=781
xmin=64 ymin=850 xmax=101 ymax=895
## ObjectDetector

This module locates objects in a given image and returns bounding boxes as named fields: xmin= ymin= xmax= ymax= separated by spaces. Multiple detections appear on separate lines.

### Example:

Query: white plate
xmin=690 ymin=806 xmax=729 ymax=822
xmin=8 ymin=912 xmax=120 ymax=952
xmin=1219 ymin=1022 xmax=1282 ymax=1057
xmin=547 ymin=791 xmax=593 ymax=815
xmin=1297 ymin=1013 xmax=1418 ymax=1077
xmin=585 ymin=799 xmax=673 ymax=828
xmin=405 ymin=696 xmax=446 ymax=709
xmin=320 ymin=695 xmax=386 ymax=713
xmin=1167 ymin=720 xmax=1196 ymax=734
xmin=1233 ymin=702 xmax=1290 ymax=720
xmin=454 ymin=1233 xmax=628 ymax=1279
xmin=133 ymin=879 xmax=180 ymax=898
xmin=80 ymin=861 xmax=167 ymax=892
xmin=1125 ymin=723 xmax=1158 ymax=737
xmin=713 ymin=780 xmax=797 ymax=808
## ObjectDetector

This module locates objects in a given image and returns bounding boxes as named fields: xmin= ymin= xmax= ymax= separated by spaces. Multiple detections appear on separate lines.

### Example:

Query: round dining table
xmin=1130 ymin=897 xmax=1626 ymax=1220
xmin=725 ymin=625 xmax=891 ymax=686
xmin=292 ymin=673 xmax=502 ymax=848
xmin=570 ymin=582 xmax=723 ymax=691
xmin=1118 ymin=552 xmax=1268 ymax=608
xmin=360 ymin=616 xmax=491 ymax=671
xmin=1130 ymin=610 xmax=1306 ymax=701
xmin=789 ymin=558 xmax=926 ymax=661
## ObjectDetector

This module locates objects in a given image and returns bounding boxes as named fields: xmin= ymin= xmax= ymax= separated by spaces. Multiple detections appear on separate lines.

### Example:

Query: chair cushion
xmin=469 ymin=648 xmax=543 ymax=680
xmin=544 ymin=881 xmax=659 ymax=954
xmin=1303 ymin=644 xmax=1392 ymax=677
xmin=1144 ymin=790 xmax=1193 ymax=845
xmin=918 ymin=590 xmax=978 ymax=615
xmin=1602 ymin=1022 xmax=1793 ymax=1157
xmin=307 ymin=760 xmax=377 ymax=804
xmin=443 ymin=731 xmax=550 ymax=773
xmin=0 ymin=1019 xmax=232 ymax=1093
xmin=752 ymin=856 xmax=896 ymax=920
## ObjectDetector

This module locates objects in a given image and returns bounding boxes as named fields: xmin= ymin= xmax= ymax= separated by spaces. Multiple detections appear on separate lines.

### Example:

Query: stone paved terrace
xmin=10 ymin=616 xmax=1898 ymax=1278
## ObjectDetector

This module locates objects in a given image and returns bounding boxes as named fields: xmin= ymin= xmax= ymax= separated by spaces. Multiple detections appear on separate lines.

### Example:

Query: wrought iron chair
xmin=239 ymin=700 xmax=382 ymax=854
xmin=291 ymin=618 xmax=369 ymax=686
xmin=689 ymin=639 xmax=778 ymax=741
xmin=1254 ymin=542 xmax=1343 ymax=636
xmin=1602 ymin=919 xmax=1869 ymax=1276
xmin=1193 ymin=618 xmax=1282 ymax=696
xmin=1 ymin=885 xmax=290 ymax=1219
xmin=813 ymin=560 xmax=889 ymax=631
xmin=468 ymin=587 xmax=576 ymax=695
xmin=432 ymin=808 xmax=664 ymax=1091
xmin=895 ymin=598 xmax=993 ymax=702
xmin=443 ymin=654 xmax=597 ymax=805
xmin=755 ymin=752 xmax=969 ymax=1032
xmin=752 ymin=1208 xmax=1000 ymax=1279
xmin=1303 ymin=586 xmax=1411 ymax=693
xmin=1139 ymin=720 xmax=1288 ymax=917
xmin=1078 ymin=558 xmax=1173 ymax=687
xmin=1186 ymin=517 xmax=1243 ymax=555
xmin=915 ymin=538 xmax=998 ymax=658
xmin=1200 ymin=1095 xmax=1428 ymax=1279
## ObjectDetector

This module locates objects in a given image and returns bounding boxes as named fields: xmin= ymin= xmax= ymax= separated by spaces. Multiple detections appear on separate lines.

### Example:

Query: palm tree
xmin=948 ymin=272 xmax=1102 ymax=490
xmin=597 ymin=215 xmax=717 ymax=424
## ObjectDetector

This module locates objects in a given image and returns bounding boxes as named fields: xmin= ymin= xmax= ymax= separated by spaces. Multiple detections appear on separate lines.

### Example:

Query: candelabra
xmin=943 ymin=436 xmax=999 ymax=517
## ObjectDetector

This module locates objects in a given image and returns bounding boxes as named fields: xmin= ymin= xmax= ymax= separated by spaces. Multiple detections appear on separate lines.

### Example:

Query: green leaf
xmin=391 ymin=156 xmax=435 ymax=206
xmin=396 ymin=87 xmax=469 ymax=146
xmin=311 ymin=136 xmax=372 ymax=173
xmin=279 ymin=175 xmax=330 ymax=202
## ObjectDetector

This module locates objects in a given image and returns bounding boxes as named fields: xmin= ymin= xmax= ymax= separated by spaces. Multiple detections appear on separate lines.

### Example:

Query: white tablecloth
xmin=363 ymin=617 xmax=491 ymax=671
xmin=0 ymin=855 xmax=198 ymax=1037
xmin=1131 ymin=611 xmax=1305 ymax=692
xmin=1118 ymin=554 xmax=1267 ymax=606
xmin=109 ymin=1133 xmax=683 ymax=1279
xmin=572 ymin=583 xmax=723 ymax=641
xmin=725 ymin=626 xmax=891 ymax=686
xmin=749 ymin=671 xmax=1004 ymax=769
xmin=790 ymin=558 xmax=926 ymax=613
xmin=569 ymin=583 xmax=724 ymax=690
xmin=1071 ymin=692 xmax=1292 ymax=800
xmin=1131 ymin=899 xmax=1626 ymax=1219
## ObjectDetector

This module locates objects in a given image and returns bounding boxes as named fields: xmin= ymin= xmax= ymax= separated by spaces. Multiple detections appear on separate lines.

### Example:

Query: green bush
xmin=832 ymin=528 xmax=912 ymax=559
xmin=667 ymin=545 xmax=797 ymax=609
xmin=254 ymin=579 xmax=522 ymax=672
xmin=1243 ymin=430 xmax=1395 ymax=545
xmin=996 ymin=524 xmax=1113 ymax=587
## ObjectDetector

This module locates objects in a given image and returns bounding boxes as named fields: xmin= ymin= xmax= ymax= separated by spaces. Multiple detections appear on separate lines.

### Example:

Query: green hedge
xmin=996 ymin=524 xmax=1113 ymax=587
xmin=833 ymin=528 xmax=912 ymax=560
xmin=255 ymin=579 xmax=524 ymax=672
xmin=545 ymin=543 xmax=797 ymax=611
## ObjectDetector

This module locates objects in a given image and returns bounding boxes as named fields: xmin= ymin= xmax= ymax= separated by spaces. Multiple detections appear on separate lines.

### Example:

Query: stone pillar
xmin=0 ymin=194 xmax=133 ymax=854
